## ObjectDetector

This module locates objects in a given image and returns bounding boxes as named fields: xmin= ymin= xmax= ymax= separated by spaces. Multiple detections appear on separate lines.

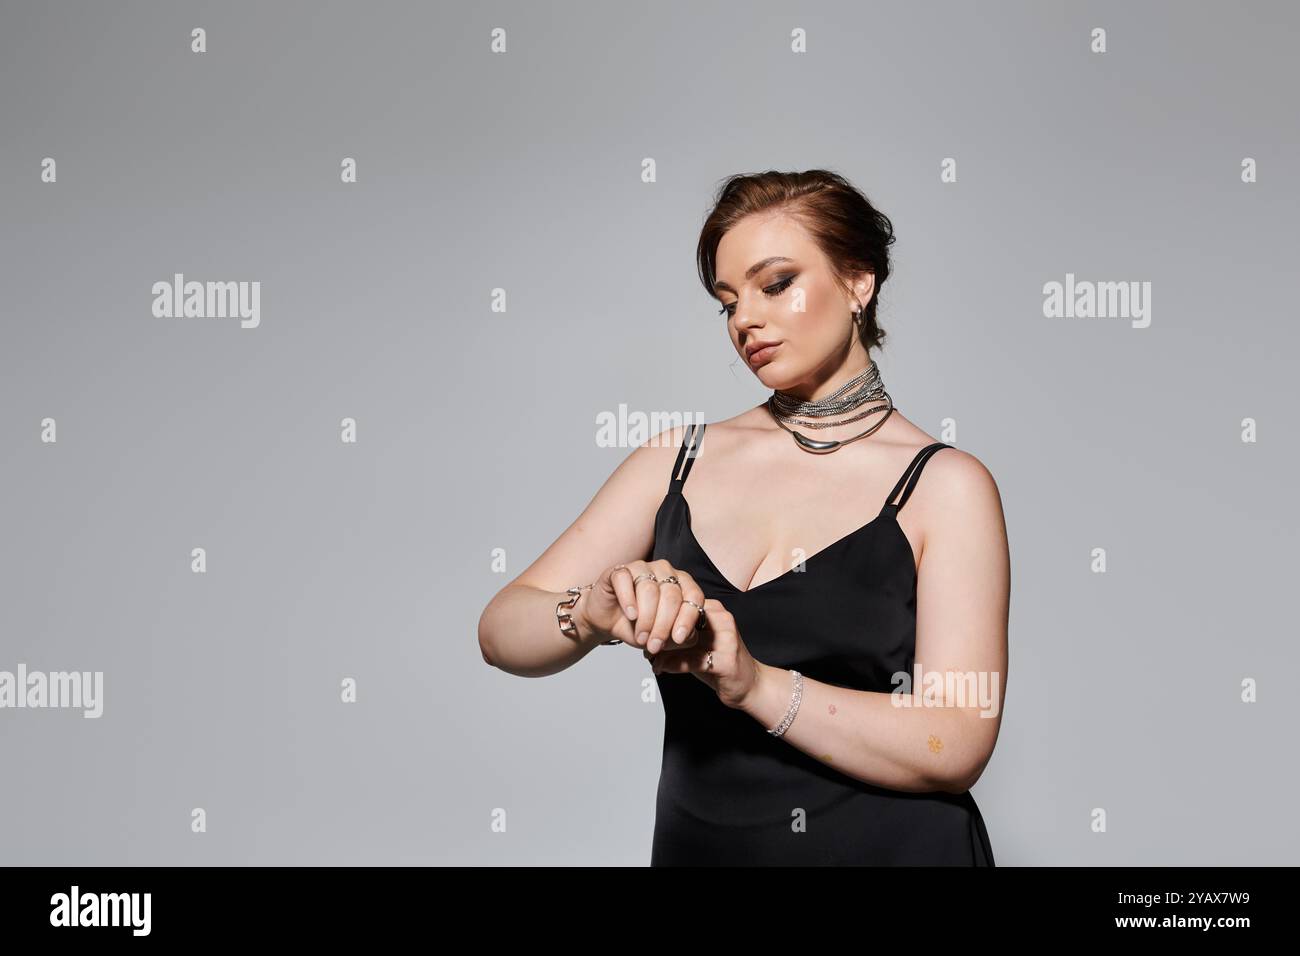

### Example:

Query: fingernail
xmin=647 ymin=638 xmax=661 ymax=654
xmin=626 ymin=606 xmax=637 ymax=619
xmin=673 ymin=626 xmax=687 ymax=643
xmin=637 ymin=631 xmax=648 ymax=645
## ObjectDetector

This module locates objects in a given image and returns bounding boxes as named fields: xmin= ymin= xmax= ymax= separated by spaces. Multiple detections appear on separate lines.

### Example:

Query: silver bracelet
xmin=767 ymin=670 xmax=803 ymax=737
xmin=556 ymin=584 xmax=621 ymax=645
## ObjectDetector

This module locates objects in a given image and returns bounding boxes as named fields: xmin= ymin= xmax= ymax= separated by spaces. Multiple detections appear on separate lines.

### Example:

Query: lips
xmin=747 ymin=342 xmax=781 ymax=366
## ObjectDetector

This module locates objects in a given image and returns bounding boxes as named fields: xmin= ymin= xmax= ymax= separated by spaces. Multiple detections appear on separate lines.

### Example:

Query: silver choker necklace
xmin=766 ymin=361 xmax=894 ymax=454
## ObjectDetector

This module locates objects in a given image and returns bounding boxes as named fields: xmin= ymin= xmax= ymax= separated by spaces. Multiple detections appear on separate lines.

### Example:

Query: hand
xmin=648 ymin=598 xmax=763 ymax=711
xmin=578 ymin=559 xmax=706 ymax=651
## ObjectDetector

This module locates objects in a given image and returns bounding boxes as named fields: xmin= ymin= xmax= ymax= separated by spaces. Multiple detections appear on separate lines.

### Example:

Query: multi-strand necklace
xmin=766 ymin=360 xmax=894 ymax=454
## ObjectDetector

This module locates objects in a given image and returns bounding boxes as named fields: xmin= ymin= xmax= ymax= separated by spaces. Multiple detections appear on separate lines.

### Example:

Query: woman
xmin=478 ymin=169 xmax=1009 ymax=866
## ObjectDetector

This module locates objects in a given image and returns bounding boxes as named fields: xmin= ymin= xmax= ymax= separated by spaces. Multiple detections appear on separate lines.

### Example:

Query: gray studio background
xmin=2 ymin=0 xmax=1297 ymax=866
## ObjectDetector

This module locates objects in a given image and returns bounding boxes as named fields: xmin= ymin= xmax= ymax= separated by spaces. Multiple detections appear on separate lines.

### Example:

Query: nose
xmin=732 ymin=296 xmax=765 ymax=336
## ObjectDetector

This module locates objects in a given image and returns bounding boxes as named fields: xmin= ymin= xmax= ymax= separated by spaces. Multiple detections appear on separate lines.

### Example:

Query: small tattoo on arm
xmin=820 ymin=754 xmax=833 ymax=762
xmin=927 ymin=735 xmax=943 ymax=754
xmin=828 ymin=704 xmax=837 ymax=715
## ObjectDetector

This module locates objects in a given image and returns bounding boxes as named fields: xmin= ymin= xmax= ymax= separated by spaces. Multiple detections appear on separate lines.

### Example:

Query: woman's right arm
xmin=477 ymin=424 xmax=687 ymax=678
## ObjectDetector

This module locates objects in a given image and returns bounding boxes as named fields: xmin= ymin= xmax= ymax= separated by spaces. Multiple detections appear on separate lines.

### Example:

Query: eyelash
xmin=718 ymin=275 xmax=795 ymax=319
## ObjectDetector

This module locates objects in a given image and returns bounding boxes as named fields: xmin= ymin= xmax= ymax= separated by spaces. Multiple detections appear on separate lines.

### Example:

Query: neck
xmin=776 ymin=352 xmax=876 ymax=404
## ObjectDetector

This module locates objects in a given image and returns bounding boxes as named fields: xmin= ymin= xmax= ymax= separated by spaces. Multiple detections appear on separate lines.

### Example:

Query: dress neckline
xmin=664 ymin=491 xmax=919 ymax=596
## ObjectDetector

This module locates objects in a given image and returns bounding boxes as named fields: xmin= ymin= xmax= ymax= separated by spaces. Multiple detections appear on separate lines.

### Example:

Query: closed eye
xmin=718 ymin=275 xmax=796 ymax=319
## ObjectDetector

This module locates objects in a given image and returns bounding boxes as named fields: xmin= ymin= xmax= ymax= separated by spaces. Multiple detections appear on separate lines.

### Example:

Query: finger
xmin=632 ymin=565 xmax=660 ymax=646
xmin=667 ymin=628 xmax=701 ymax=651
xmin=609 ymin=564 xmax=641 ymax=624
xmin=646 ymin=581 xmax=717 ymax=660
xmin=653 ymin=642 xmax=708 ymax=675
xmin=650 ymin=631 xmax=701 ymax=660
xmin=645 ymin=562 xmax=685 ymax=654
xmin=700 ymin=599 xmax=735 ymax=641
xmin=647 ymin=568 xmax=706 ymax=654
xmin=651 ymin=590 xmax=701 ymax=655
xmin=644 ymin=626 xmax=700 ymax=662
xmin=671 ymin=574 xmax=708 ymax=645
xmin=647 ymin=616 xmax=710 ymax=666
xmin=651 ymin=646 xmax=679 ymax=674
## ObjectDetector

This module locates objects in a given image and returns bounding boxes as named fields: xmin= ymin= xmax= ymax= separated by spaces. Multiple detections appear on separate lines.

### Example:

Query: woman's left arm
xmin=739 ymin=450 xmax=1010 ymax=794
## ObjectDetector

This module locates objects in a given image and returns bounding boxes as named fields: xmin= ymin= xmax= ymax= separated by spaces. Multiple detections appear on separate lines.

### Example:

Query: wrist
xmin=572 ymin=599 xmax=599 ymax=646
xmin=569 ymin=591 xmax=616 ymax=648
xmin=739 ymin=660 xmax=780 ymax=718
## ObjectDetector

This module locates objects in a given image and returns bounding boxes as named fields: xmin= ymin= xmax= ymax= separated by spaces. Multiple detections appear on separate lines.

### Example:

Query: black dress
xmin=649 ymin=422 xmax=995 ymax=866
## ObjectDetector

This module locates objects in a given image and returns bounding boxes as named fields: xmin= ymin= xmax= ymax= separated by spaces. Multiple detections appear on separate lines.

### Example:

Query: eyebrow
xmin=713 ymin=256 xmax=794 ymax=296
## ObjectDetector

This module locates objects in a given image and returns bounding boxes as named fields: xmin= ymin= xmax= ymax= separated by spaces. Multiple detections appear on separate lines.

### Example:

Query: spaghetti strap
xmin=880 ymin=442 xmax=952 ymax=516
xmin=669 ymin=422 xmax=707 ymax=493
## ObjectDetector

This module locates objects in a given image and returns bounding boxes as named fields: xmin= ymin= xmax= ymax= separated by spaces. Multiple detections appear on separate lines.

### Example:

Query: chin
xmin=751 ymin=359 xmax=799 ymax=388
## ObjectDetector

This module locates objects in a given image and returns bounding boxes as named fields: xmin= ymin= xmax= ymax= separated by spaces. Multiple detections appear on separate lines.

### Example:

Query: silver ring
xmin=705 ymin=652 xmax=713 ymax=671
xmin=659 ymin=575 xmax=680 ymax=587
xmin=631 ymin=571 xmax=657 ymax=586
xmin=683 ymin=599 xmax=706 ymax=628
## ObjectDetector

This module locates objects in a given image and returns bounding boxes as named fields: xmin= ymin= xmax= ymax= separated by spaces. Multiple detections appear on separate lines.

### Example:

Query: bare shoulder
xmin=912 ymin=442 xmax=1008 ymax=561
xmin=926 ymin=444 xmax=1001 ymax=503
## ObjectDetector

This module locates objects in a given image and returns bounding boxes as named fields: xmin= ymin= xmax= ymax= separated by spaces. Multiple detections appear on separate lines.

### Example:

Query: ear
xmin=849 ymin=271 xmax=876 ymax=309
